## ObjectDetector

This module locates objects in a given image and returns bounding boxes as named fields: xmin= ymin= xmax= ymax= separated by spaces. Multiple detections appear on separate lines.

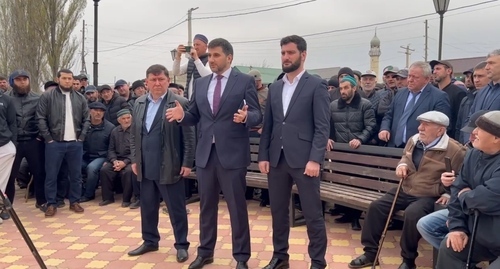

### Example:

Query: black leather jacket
xmin=6 ymin=89 xmax=40 ymax=141
xmin=36 ymin=87 xmax=90 ymax=142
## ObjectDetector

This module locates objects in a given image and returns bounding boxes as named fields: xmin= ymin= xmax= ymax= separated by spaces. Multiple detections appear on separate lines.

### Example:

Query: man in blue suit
xmin=166 ymin=38 xmax=262 ymax=269
xmin=378 ymin=61 xmax=451 ymax=148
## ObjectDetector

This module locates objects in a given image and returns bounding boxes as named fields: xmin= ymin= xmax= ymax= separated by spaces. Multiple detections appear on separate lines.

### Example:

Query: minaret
xmin=369 ymin=30 xmax=381 ymax=81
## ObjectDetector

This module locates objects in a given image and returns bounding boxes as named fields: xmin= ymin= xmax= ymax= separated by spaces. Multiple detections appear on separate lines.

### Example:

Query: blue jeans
xmin=82 ymin=157 xmax=106 ymax=199
xmin=416 ymin=209 xmax=449 ymax=249
xmin=45 ymin=141 xmax=83 ymax=206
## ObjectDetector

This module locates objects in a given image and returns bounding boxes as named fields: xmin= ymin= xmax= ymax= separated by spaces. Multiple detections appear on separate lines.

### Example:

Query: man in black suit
xmin=166 ymin=38 xmax=262 ymax=269
xmin=379 ymin=61 xmax=451 ymax=148
xmin=258 ymin=35 xmax=330 ymax=269
xmin=127 ymin=64 xmax=195 ymax=264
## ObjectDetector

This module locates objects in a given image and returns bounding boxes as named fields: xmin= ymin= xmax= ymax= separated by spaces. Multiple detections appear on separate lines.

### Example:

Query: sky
xmin=77 ymin=0 xmax=500 ymax=85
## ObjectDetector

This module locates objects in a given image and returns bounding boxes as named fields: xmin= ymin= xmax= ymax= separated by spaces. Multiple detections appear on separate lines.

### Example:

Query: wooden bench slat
xmin=326 ymin=143 xmax=404 ymax=158
xmin=321 ymin=172 xmax=399 ymax=193
xmin=323 ymin=161 xmax=399 ymax=181
xmin=326 ymin=151 xmax=400 ymax=169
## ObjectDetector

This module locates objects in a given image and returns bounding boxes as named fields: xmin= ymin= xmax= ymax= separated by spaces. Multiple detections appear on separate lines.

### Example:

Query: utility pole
xmin=399 ymin=44 xmax=415 ymax=68
xmin=80 ymin=20 xmax=87 ymax=75
xmin=93 ymin=0 xmax=100 ymax=86
xmin=424 ymin=20 xmax=429 ymax=62
xmin=187 ymin=7 xmax=199 ymax=46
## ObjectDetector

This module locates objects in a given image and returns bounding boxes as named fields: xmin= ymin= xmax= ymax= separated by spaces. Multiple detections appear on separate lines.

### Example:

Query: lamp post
xmin=170 ymin=49 xmax=177 ymax=83
xmin=433 ymin=0 xmax=450 ymax=60
xmin=93 ymin=0 xmax=100 ymax=86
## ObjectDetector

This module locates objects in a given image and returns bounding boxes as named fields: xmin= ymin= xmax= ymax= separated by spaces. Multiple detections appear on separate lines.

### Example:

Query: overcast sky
xmin=78 ymin=0 xmax=500 ymax=84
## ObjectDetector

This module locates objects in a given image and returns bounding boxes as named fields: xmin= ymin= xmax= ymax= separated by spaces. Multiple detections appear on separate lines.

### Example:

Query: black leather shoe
xmin=398 ymin=262 xmax=416 ymax=269
xmin=188 ymin=255 xmax=214 ymax=269
xmin=176 ymin=249 xmax=189 ymax=263
xmin=263 ymin=258 xmax=290 ymax=269
xmin=351 ymin=219 xmax=361 ymax=231
xmin=80 ymin=196 xmax=94 ymax=203
xmin=348 ymin=254 xmax=378 ymax=268
xmin=127 ymin=244 xmax=158 ymax=256
xmin=236 ymin=261 xmax=248 ymax=269
xmin=99 ymin=200 xmax=114 ymax=206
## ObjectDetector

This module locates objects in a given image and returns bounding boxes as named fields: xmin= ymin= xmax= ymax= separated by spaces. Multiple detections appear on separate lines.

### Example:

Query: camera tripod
xmin=0 ymin=191 xmax=47 ymax=269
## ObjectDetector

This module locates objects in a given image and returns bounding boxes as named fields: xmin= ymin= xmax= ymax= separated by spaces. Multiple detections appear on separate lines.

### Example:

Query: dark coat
xmin=102 ymin=93 xmax=130 ymax=126
xmin=83 ymin=120 xmax=115 ymax=160
xmin=130 ymin=91 xmax=195 ymax=184
xmin=330 ymin=92 xmax=376 ymax=144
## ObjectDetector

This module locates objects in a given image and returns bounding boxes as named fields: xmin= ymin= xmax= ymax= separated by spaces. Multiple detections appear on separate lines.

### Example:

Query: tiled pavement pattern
xmin=0 ymin=193 xmax=434 ymax=269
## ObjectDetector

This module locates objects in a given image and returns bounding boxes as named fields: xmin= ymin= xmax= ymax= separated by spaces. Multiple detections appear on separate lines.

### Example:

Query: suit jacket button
xmin=280 ymin=136 xmax=282 ymax=139
xmin=282 ymin=122 xmax=285 ymax=125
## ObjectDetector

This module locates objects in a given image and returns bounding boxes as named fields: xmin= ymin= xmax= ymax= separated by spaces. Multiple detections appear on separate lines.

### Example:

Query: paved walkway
xmin=0 ymin=192 xmax=433 ymax=269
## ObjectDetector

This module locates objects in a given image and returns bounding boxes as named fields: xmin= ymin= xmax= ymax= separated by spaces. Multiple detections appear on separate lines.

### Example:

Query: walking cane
xmin=371 ymin=177 xmax=404 ymax=269
xmin=465 ymin=210 xmax=480 ymax=269
xmin=0 ymin=191 xmax=47 ymax=269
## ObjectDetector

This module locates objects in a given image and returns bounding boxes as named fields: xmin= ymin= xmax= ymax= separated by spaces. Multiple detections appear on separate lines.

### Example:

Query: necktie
xmin=212 ymin=75 xmax=223 ymax=115
xmin=394 ymin=91 xmax=421 ymax=146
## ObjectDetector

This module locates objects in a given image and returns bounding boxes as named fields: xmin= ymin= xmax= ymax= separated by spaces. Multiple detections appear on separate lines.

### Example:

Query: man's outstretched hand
xmin=166 ymin=100 xmax=184 ymax=122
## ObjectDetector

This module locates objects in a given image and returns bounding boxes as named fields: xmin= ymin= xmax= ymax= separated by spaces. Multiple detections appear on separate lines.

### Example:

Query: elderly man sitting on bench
xmin=348 ymin=111 xmax=466 ymax=269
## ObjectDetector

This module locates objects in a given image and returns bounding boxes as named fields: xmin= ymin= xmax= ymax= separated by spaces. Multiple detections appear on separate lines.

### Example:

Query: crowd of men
xmin=0 ymin=33 xmax=500 ymax=269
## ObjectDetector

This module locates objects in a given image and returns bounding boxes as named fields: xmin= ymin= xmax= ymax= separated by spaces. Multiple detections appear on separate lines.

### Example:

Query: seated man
xmin=416 ymin=110 xmax=488 ymax=250
xmin=80 ymin=102 xmax=115 ymax=202
xmin=99 ymin=109 xmax=135 ymax=207
xmin=349 ymin=111 xmax=466 ymax=269
xmin=436 ymin=111 xmax=500 ymax=268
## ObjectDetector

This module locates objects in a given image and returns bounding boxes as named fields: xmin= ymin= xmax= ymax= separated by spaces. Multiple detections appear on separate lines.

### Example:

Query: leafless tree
xmin=0 ymin=0 xmax=86 ymax=91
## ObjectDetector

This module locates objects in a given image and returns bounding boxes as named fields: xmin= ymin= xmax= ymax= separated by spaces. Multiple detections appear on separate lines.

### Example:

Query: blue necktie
xmin=394 ymin=92 xmax=420 ymax=146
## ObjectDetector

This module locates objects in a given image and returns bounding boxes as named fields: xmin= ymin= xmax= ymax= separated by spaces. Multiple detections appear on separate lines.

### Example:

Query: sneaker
xmin=121 ymin=202 xmax=131 ymax=208
xmin=69 ymin=203 xmax=84 ymax=213
xmin=129 ymin=200 xmax=140 ymax=209
xmin=45 ymin=205 xmax=57 ymax=217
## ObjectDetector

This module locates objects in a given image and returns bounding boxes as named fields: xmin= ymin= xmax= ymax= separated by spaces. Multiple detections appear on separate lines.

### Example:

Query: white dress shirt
xmin=282 ymin=70 xmax=306 ymax=115
xmin=207 ymin=68 xmax=232 ymax=111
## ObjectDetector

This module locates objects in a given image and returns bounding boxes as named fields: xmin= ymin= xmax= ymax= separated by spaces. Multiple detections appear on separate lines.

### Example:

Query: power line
xmin=230 ymin=0 xmax=498 ymax=44
xmin=98 ymin=16 xmax=187 ymax=53
xmin=195 ymin=0 xmax=306 ymax=15
xmin=192 ymin=0 xmax=316 ymax=20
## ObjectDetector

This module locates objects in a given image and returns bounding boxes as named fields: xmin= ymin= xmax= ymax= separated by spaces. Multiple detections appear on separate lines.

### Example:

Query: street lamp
xmin=433 ymin=0 xmax=450 ymax=60
xmin=170 ymin=49 xmax=177 ymax=83
xmin=93 ymin=0 xmax=100 ymax=86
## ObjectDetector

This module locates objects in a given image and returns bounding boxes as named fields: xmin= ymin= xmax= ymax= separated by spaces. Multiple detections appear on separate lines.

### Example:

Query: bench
xmin=188 ymin=138 xmax=405 ymax=227
xmin=308 ymin=143 xmax=404 ymax=220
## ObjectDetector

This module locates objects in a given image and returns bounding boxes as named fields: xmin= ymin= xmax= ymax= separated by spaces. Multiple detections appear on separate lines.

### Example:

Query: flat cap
xmin=475 ymin=111 xmax=500 ymax=138
xmin=88 ymin=102 xmax=106 ymax=111
xmin=416 ymin=111 xmax=449 ymax=127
